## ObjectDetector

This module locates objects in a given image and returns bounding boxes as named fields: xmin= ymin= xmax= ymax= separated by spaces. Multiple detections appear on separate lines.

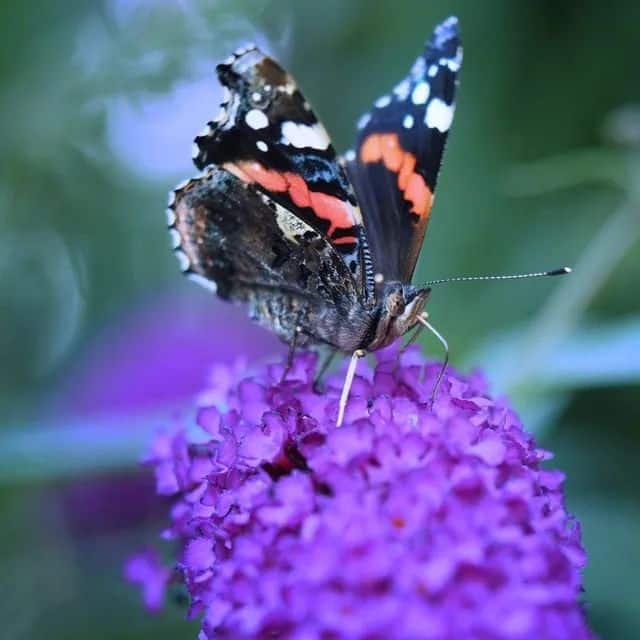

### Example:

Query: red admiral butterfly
xmin=167 ymin=16 xmax=567 ymax=426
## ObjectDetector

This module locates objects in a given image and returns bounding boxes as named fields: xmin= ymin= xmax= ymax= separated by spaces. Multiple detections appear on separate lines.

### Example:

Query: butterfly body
xmin=168 ymin=17 xmax=462 ymax=399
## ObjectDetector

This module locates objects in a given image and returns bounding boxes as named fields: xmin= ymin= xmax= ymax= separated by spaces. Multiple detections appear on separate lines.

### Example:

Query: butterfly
xmin=168 ymin=16 xmax=462 ymax=425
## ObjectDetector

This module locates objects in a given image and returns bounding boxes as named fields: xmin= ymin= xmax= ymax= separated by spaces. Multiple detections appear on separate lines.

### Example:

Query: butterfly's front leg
xmin=395 ymin=320 xmax=425 ymax=367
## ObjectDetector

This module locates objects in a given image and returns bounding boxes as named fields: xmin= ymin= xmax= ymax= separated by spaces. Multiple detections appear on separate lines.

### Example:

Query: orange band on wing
xmin=359 ymin=133 xmax=432 ymax=220
xmin=229 ymin=161 xmax=358 ymax=244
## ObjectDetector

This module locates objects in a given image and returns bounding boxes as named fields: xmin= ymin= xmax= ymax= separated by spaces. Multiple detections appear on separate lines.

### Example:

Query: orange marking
xmin=224 ymin=162 xmax=251 ymax=182
xmin=381 ymin=135 xmax=403 ymax=171
xmin=360 ymin=134 xmax=382 ymax=163
xmin=359 ymin=133 xmax=433 ymax=221
xmin=405 ymin=173 xmax=431 ymax=217
xmin=309 ymin=191 xmax=354 ymax=236
xmin=284 ymin=172 xmax=311 ymax=208
xmin=239 ymin=161 xmax=287 ymax=192
xmin=230 ymin=161 xmax=357 ymax=240
xmin=332 ymin=235 xmax=357 ymax=245
xmin=397 ymin=153 xmax=416 ymax=191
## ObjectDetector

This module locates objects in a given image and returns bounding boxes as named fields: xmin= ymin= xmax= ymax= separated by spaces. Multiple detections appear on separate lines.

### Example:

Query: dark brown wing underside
xmin=168 ymin=167 xmax=371 ymax=350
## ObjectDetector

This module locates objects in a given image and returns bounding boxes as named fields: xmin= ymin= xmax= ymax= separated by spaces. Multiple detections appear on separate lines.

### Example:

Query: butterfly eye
xmin=385 ymin=290 xmax=406 ymax=317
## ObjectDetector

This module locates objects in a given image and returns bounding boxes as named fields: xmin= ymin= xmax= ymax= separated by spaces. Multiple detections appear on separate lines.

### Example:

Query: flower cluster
xmin=128 ymin=346 xmax=594 ymax=639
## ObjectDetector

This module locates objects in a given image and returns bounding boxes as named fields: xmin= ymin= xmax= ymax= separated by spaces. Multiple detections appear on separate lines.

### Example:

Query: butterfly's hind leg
xmin=313 ymin=347 xmax=338 ymax=393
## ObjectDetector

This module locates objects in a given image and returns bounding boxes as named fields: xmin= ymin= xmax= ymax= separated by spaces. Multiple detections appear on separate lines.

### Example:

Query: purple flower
xmin=125 ymin=548 xmax=171 ymax=612
xmin=128 ymin=346 xmax=594 ymax=639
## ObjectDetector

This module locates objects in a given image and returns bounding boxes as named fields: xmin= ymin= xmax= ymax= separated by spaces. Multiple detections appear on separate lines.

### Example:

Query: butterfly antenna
xmin=424 ymin=267 xmax=571 ymax=286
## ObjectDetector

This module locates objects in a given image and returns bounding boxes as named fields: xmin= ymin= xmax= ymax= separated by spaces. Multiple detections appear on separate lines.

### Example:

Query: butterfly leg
xmin=394 ymin=320 xmax=425 ymax=371
xmin=313 ymin=348 xmax=338 ymax=393
xmin=416 ymin=313 xmax=449 ymax=405
xmin=336 ymin=349 xmax=365 ymax=428
xmin=280 ymin=325 xmax=302 ymax=384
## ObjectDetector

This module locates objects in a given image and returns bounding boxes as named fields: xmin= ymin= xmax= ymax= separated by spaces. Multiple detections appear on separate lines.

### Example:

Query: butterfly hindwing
xmin=193 ymin=46 xmax=374 ymax=299
xmin=168 ymin=167 xmax=370 ymax=350
xmin=345 ymin=16 xmax=462 ymax=283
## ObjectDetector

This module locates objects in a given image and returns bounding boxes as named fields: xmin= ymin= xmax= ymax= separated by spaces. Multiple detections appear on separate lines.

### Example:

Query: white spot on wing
xmin=168 ymin=228 xmax=181 ymax=249
xmin=281 ymin=121 xmax=330 ymax=150
xmin=411 ymin=82 xmax=430 ymax=105
xmin=393 ymin=79 xmax=411 ymax=101
xmin=357 ymin=112 xmax=371 ymax=130
xmin=198 ymin=124 xmax=212 ymax=138
xmin=187 ymin=273 xmax=217 ymax=292
xmin=256 ymin=140 xmax=268 ymax=152
xmin=403 ymin=114 xmax=414 ymax=129
xmin=167 ymin=190 xmax=176 ymax=207
xmin=344 ymin=149 xmax=356 ymax=162
xmin=191 ymin=142 xmax=200 ymax=159
xmin=375 ymin=94 xmax=391 ymax=108
xmin=443 ymin=46 xmax=463 ymax=72
xmin=425 ymin=98 xmax=454 ymax=132
xmin=165 ymin=207 xmax=176 ymax=226
xmin=411 ymin=56 xmax=426 ymax=79
xmin=251 ymin=91 xmax=262 ymax=103
xmin=174 ymin=249 xmax=190 ymax=272
xmin=428 ymin=64 xmax=438 ymax=77
xmin=245 ymin=109 xmax=269 ymax=130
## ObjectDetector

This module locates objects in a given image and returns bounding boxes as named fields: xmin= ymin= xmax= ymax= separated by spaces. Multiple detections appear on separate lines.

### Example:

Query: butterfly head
xmin=368 ymin=282 xmax=431 ymax=349
xmin=381 ymin=282 xmax=430 ymax=317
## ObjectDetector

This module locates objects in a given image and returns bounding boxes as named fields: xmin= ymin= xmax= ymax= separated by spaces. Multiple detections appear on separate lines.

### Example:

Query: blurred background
xmin=1 ymin=0 xmax=638 ymax=638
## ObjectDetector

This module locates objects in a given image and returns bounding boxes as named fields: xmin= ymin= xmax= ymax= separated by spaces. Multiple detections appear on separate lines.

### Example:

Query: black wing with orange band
xmin=345 ymin=16 xmax=462 ymax=283
xmin=193 ymin=45 xmax=374 ymax=300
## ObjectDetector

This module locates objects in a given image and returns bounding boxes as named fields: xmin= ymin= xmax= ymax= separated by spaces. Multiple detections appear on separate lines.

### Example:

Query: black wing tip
xmin=424 ymin=16 xmax=462 ymax=69
xmin=215 ymin=43 xmax=265 ymax=78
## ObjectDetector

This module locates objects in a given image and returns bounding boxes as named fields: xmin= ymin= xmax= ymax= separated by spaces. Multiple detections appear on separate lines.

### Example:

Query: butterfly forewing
xmin=193 ymin=46 xmax=374 ymax=299
xmin=345 ymin=16 xmax=462 ymax=283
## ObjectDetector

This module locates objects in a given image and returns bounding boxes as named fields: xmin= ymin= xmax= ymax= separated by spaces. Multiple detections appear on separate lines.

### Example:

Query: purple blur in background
xmin=54 ymin=289 xmax=282 ymax=418
xmin=53 ymin=289 xmax=282 ymax=536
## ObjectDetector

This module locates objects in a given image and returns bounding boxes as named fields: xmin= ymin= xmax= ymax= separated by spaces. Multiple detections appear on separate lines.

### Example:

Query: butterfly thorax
xmin=364 ymin=283 xmax=431 ymax=351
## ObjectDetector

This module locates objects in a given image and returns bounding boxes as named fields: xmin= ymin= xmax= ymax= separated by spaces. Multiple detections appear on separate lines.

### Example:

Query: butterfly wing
xmin=167 ymin=167 xmax=370 ymax=351
xmin=344 ymin=16 xmax=462 ymax=283
xmin=193 ymin=46 xmax=374 ymax=300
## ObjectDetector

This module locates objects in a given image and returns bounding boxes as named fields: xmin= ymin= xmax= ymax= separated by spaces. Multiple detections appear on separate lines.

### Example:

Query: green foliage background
xmin=0 ymin=1 xmax=638 ymax=638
